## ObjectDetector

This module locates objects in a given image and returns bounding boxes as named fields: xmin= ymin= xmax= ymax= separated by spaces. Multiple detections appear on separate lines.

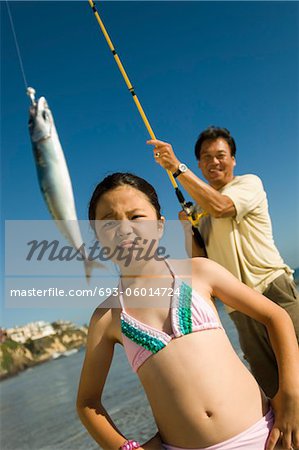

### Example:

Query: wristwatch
xmin=173 ymin=163 xmax=188 ymax=178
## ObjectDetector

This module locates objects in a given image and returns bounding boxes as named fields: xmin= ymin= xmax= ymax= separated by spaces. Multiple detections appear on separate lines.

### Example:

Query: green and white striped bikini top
xmin=119 ymin=259 xmax=224 ymax=372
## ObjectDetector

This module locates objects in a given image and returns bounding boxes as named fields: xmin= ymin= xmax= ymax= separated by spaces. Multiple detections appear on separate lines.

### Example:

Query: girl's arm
xmin=193 ymin=258 xmax=299 ymax=450
xmin=76 ymin=307 xmax=126 ymax=449
xmin=77 ymin=307 xmax=163 ymax=450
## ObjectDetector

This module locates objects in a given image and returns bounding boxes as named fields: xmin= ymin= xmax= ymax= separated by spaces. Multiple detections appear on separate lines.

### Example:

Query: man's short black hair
xmin=195 ymin=126 xmax=236 ymax=160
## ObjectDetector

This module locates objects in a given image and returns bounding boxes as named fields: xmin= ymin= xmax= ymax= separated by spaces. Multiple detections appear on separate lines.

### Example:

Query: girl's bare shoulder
xmin=169 ymin=257 xmax=215 ymax=296
xmin=89 ymin=295 xmax=122 ymax=343
xmin=169 ymin=257 xmax=213 ymax=277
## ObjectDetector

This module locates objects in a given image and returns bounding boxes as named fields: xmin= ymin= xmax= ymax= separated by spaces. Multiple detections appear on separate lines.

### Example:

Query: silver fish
xmin=27 ymin=87 xmax=103 ymax=280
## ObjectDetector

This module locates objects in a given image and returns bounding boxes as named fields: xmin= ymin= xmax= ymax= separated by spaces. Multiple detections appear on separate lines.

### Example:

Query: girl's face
xmin=94 ymin=186 xmax=164 ymax=266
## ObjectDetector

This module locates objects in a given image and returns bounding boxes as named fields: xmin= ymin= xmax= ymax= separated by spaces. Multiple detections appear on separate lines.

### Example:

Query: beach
xmin=0 ymin=302 xmax=243 ymax=450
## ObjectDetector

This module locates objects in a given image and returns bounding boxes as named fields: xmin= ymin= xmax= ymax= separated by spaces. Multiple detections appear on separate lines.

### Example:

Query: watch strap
xmin=172 ymin=168 xmax=182 ymax=178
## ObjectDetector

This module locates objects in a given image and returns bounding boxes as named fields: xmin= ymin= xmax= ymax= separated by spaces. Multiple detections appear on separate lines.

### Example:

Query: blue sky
xmin=1 ymin=1 xmax=298 ymax=328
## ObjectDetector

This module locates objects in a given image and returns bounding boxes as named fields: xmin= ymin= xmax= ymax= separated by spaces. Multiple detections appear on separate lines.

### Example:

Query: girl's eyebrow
xmin=98 ymin=208 xmax=146 ymax=220
xmin=97 ymin=212 xmax=114 ymax=220
xmin=127 ymin=208 xmax=146 ymax=214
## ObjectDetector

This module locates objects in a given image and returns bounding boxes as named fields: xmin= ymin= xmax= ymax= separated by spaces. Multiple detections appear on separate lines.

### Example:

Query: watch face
xmin=179 ymin=163 xmax=187 ymax=173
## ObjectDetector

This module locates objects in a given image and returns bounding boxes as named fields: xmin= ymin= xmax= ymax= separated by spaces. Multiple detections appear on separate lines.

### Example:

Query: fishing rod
xmin=88 ymin=0 xmax=206 ymax=249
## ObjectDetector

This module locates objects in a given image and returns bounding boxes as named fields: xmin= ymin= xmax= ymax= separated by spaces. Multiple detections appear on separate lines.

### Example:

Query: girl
xmin=77 ymin=173 xmax=299 ymax=450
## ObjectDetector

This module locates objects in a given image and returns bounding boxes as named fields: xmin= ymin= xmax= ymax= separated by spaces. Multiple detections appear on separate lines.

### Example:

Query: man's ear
xmin=233 ymin=156 xmax=236 ymax=167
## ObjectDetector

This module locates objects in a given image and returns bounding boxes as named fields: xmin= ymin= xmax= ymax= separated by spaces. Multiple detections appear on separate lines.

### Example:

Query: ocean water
xmin=0 ymin=302 xmax=242 ymax=450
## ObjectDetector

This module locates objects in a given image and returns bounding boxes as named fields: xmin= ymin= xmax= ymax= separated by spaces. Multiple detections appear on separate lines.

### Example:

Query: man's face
xmin=198 ymin=138 xmax=236 ymax=189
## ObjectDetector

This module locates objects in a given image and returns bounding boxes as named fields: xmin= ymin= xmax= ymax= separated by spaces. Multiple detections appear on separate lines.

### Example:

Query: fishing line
xmin=88 ymin=0 xmax=206 ymax=248
xmin=5 ymin=1 xmax=28 ymax=90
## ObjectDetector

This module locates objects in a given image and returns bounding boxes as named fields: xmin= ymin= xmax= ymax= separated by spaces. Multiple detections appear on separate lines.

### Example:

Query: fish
xmin=27 ymin=87 xmax=104 ymax=280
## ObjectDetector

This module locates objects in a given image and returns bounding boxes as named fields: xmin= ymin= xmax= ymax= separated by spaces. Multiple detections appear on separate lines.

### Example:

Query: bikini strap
xmin=164 ymin=258 xmax=178 ymax=280
xmin=118 ymin=259 xmax=176 ymax=312
xmin=118 ymin=280 xmax=126 ymax=310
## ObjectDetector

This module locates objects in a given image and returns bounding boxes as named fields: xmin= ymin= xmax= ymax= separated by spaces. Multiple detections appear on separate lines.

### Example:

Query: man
xmin=147 ymin=126 xmax=299 ymax=398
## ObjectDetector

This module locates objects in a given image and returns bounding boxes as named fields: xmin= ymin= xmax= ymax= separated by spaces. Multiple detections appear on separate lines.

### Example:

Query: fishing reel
xmin=181 ymin=201 xmax=207 ymax=250
xmin=183 ymin=201 xmax=207 ymax=228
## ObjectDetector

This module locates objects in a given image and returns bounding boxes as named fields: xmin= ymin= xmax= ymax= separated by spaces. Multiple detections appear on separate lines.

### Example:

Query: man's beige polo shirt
xmin=198 ymin=174 xmax=293 ymax=312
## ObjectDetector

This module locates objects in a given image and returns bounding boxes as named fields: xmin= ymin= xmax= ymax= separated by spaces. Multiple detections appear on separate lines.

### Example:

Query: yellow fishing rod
xmin=88 ymin=0 xmax=206 ymax=248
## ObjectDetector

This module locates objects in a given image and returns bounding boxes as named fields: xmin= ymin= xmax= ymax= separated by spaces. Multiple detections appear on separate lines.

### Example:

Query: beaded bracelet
xmin=119 ymin=439 xmax=141 ymax=450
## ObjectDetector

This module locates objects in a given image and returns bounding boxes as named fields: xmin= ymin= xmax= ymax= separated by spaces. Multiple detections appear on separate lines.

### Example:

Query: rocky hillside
xmin=0 ymin=326 xmax=87 ymax=380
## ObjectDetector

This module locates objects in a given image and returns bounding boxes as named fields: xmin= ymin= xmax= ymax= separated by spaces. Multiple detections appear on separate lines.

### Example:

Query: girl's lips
xmin=118 ymin=240 xmax=136 ymax=248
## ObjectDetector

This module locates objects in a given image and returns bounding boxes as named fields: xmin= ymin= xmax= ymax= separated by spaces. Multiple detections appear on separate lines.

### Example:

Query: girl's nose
xmin=116 ymin=220 xmax=134 ymax=237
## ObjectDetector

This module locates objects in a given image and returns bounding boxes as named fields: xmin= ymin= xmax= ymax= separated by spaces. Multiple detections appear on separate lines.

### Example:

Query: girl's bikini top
xmin=119 ymin=260 xmax=224 ymax=372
